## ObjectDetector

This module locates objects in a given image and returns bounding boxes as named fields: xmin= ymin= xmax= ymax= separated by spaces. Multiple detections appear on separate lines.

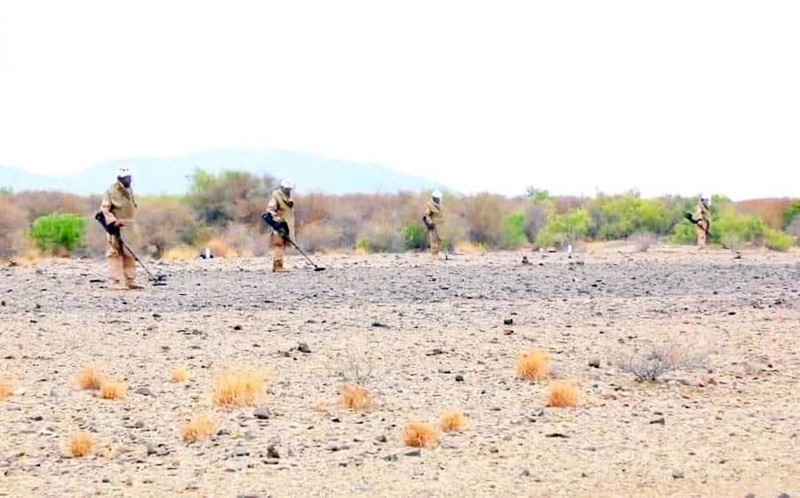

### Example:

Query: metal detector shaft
xmin=284 ymin=235 xmax=325 ymax=271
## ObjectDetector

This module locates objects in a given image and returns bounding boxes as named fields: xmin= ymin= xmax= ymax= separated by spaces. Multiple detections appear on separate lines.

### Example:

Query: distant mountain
xmin=0 ymin=149 xmax=442 ymax=196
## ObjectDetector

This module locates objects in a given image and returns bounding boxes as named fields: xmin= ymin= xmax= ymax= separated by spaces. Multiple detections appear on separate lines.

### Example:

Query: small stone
xmin=777 ymin=493 xmax=791 ymax=498
xmin=503 ymin=318 xmax=513 ymax=325
xmin=134 ymin=387 xmax=154 ymax=397
xmin=134 ymin=421 xmax=145 ymax=429
xmin=588 ymin=359 xmax=601 ymax=369
xmin=234 ymin=445 xmax=250 ymax=457
xmin=233 ymin=325 xmax=243 ymax=331
xmin=650 ymin=417 xmax=666 ymax=425
xmin=489 ymin=447 xmax=499 ymax=453
xmin=384 ymin=454 xmax=398 ymax=462
xmin=376 ymin=434 xmax=388 ymax=443
xmin=455 ymin=375 xmax=464 ymax=382
xmin=253 ymin=407 xmax=274 ymax=420
xmin=267 ymin=445 xmax=280 ymax=459
xmin=244 ymin=431 xmax=257 ymax=441
xmin=146 ymin=445 xmax=157 ymax=456
xmin=217 ymin=428 xmax=230 ymax=436
xmin=297 ymin=342 xmax=311 ymax=354
xmin=404 ymin=449 xmax=421 ymax=457
xmin=744 ymin=494 xmax=756 ymax=498
xmin=672 ymin=470 xmax=684 ymax=479
xmin=521 ymin=469 xmax=531 ymax=477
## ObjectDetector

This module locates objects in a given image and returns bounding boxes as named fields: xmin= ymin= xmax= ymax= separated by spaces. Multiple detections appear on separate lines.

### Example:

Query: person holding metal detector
xmin=684 ymin=195 xmax=712 ymax=249
xmin=96 ymin=167 xmax=142 ymax=290
xmin=261 ymin=179 xmax=325 ymax=272
xmin=422 ymin=190 xmax=445 ymax=260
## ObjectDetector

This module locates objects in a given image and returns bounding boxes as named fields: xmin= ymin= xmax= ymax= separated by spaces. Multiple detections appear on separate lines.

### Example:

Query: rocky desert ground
xmin=1 ymin=245 xmax=798 ymax=497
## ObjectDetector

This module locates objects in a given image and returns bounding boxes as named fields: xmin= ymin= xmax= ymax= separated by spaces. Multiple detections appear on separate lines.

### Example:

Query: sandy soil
xmin=1 ymin=246 xmax=798 ymax=497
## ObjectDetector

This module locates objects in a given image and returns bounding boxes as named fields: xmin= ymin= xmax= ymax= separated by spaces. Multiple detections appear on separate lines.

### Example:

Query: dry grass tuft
xmin=516 ymin=348 xmax=551 ymax=381
xmin=403 ymin=421 xmax=440 ymax=448
xmin=163 ymin=246 xmax=198 ymax=261
xmin=99 ymin=381 xmax=127 ymax=400
xmin=440 ymin=409 xmax=468 ymax=433
xmin=340 ymin=384 xmax=373 ymax=411
xmin=180 ymin=413 xmax=218 ymax=443
xmin=0 ymin=376 xmax=12 ymax=401
xmin=69 ymin=431 xmax=94 ymax=457
xmin=75 ymin=367 xmax=107 ymax=390
xmin=454 ymin=241 xmax=489 ymax=254
xmin=545 ymin=380 xmax=579 ymax=408
xmin=206 ymin=238 xmax=238 ymax=259
xmin=211 ymin=367 xmax=267 ymax=407
xmin=170 ymin=366 xmax=190 ymax=383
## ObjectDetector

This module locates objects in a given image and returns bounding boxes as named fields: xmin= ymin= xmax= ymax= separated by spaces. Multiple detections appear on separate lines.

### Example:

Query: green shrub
xmin=669 ymin=220 xmax=697 ymax=245
xmin=535 ymin=208 xmax=591 ymax=248
xmin=712 ymin=209 xmax=764 ymax=246
xmin=764 ymin=229 xmax=792 ymax=252
xmin=29 ymin=213 xmax=87 ymax=255
xmin=590 ymin=194 xmax=674 ymax=239
xmin=501 ymin=211 xmax=528 ymax=249
xmin=782 ymin=200 xmax=800 ymax=230
xmin=402 ymin=223 xmax=426 ymax=250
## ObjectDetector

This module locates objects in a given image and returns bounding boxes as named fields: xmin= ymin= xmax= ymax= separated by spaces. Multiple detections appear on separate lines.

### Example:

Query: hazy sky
xmin=1 ymin=1 xmax=798 ymax=199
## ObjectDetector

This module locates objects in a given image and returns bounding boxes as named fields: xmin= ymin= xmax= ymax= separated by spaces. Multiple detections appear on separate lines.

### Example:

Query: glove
xmin=276 ymin=220 xmax=290 ymax=238
xmin=422 ymin=216 xmax=435 ymax=230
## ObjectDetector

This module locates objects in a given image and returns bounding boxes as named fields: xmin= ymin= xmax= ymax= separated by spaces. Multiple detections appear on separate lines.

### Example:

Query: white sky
xmin=1 ymin=1 xmax=798 ymax=199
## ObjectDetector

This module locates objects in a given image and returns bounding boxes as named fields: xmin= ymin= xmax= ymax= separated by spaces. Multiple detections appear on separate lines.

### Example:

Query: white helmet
xmin=117 ymin=166 xmax=132 ymax=178
xmin=280 ymin=178 xmax=295 ymax=190
xmin=432 ymin=190 xmax=442 ymax=200
xmin=701 ymin=194 xmax=711 ymax=206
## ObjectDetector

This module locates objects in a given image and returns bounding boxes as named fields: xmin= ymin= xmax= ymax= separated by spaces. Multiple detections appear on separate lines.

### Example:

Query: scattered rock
xmin=404 ymin=449 xmax=421 ymax=457
xmin=371 ymin=321 xmax=389 ymax=328
xmin=503 ymin=318 xmax=513 ymax=325
xmin=427 ymin=348 xmax=444 ymax=356
xmin=244 ymin=431 xmax=257 ymax=441
xmin=134 ymin=387 xmax=154 ymax=397
xmin=146 ymin=445 xmax=158 ymax=456
xmin=649 ymin=417 xmax=666 ymax=425
xmin=455 ymin=375 xmax=464 ymax=382
xmin=520 ymin=469 xmax=531 ymax=477
xmin=234 ymin=445 xmax=250 ymax=457
xmin=267 ymin=445 xmax=280 ymax=459
xmin=134 ymin=421 xmax=145 ymax=429
xmin=253 ymin=407 xmax=274 ymax=420
xmin=375 ymin=434 xmax=388 ymax=443
xmin=233 ymin=325 xmax=243 ymax=331
xmin=489 ymin=447 xmax=499 ymax=454
xmin=297 ymin=342 xmax=311 ymax=354
xmin=588 ymin=359 xmax=601 ymax=369
xmin=217 ymin=428 xmax=230 ymax=436
xmin=777 ymin=493 xmax=792 ymax=498
xmin=545 ymin=433 xmax=569 ymax=438
xmin=744 ymin=494 xmax=756 ymax=498
xmin=49 ymin=388 xmax=67 ymax=398
xmin=672 ymin=470 xmax=684 ymax=479
xmin=384 ymin=454 xmax=398 ymax=462
xmin=521 ymin=256 xmax=530 ymax=265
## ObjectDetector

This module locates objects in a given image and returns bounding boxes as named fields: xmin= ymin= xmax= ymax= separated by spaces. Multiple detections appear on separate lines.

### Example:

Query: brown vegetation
xmin=180 ymin=413 xmax=218 ymax=443
xmin=99 ymin=381 xmax=127 ymax=400
xmin=340 ymin=384 xmax=373 ymax=411
xmin=516 ymin=348 xmax=551 ymax=381
xmin=75 ymin=367 xmax=106 ymax=390
xmin=170 ymin=366 xmax=190 ymax=383
xmin=403 ymin=421 xmax=440 ymax=448
xmin=0 ymin=376 xmax=13 ymax=401
xmin=545 ymin=380 xmax=579 ymax=408
xmin=69 ymin=431 xmax=94 ymax=458
xmin=211 ymin=367 xmax=267 ymax=408
xmin=440 ymin=409 xmax=468 ymax=433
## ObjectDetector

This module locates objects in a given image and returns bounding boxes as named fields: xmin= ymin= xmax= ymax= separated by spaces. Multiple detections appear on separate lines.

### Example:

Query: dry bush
xmin=0 ymin=376 xmax=13 ymax=401
xmin=136 ymin=199 xmax=201 ymax=257
xmin=454 ymin=240 xmax=488 ymax=254
xmin=0 ymin=196 xmax=28 ymax=259
xmin=630 ymin=232 xmax=656 ymax=252
xmin=206 ymin=238 xmax=239 ymax=258
xmin=170 ymin=366 xmax=190 ymax=383
xmin=737 ymin=198 xmax=792 ymax=230
xmin=163 ymin=246 xmax=198 ymax=261
xmin=99 ymin=381 xmax=127 ymax=400
xmin=403 ymin=421 xmax=440 ymax=448
xmin=516 ymin=348 xmax=551 ymax=381
xmin=75 ymin=367 xmax=107 ymax=390
xmin=298 ymin=221 xmax=345 ymax=252
xmin=545 ymin=380 xmax=579 ymax=408
xmin=341 ymin=384 xmax=373 ymax=411
xmin=180 ymin=413 xmax=218 ymax=443
xmin=440 ymin=409 xmax=468 ymax=433
xmin=69 ymin=431 xmax=94 ymax=458
xmin=211 ymin=367 xmax=267 ymax=407
xmin=619 ymin=343 xmax=710 ymax=382
xmin=12 ymin=191 xmax=86 ymax=221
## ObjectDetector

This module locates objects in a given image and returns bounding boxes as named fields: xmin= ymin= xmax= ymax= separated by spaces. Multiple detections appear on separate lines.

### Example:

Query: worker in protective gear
xmin=265 ymin=179 xmax=296 ymax=272
xmin=100 ymin=167 xmax=141 ymax=289
xmin=422 ymin=190 xmax=445 ymax=259
xmin=695 ymin=195 xmax=711 ymax=248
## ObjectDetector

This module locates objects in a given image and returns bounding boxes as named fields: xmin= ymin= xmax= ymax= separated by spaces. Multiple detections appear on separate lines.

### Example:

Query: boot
xmin=272 ymin=258 xmax=286 ymax=273
xmin=127 ymin=281 xmax=145 ymax=290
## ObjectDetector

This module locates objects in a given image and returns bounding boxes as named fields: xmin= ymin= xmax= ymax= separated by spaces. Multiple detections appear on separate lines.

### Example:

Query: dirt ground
xmin=1 ymin=245 xmax=798 ymax=498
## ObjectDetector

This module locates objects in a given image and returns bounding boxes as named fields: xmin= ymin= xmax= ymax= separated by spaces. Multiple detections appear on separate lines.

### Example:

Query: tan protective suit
xmin=423 ymin=199 xmax=444 ymax=258
xmin=695 ymin=199 xmax=711 ymax=248
xmin=100 ymin=181 xmax=139 ymax=288
xmin=266 ymin=188 xmax=295 ymax=272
